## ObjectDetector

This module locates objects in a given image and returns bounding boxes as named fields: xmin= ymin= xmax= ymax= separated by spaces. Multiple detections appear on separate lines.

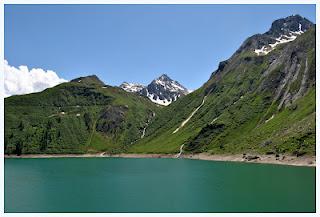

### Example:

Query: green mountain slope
xmin=129 ymin=26 xmax=315 ymax=156
xmin=5 ymin=15 xmax=316 ymax=157
xmin=5 ymin=75 xmax=159 ymax=154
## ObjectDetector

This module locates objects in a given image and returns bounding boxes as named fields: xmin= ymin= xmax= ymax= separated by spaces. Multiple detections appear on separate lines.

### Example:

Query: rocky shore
xmin=4 ymin=152 xmax=315 ymax=167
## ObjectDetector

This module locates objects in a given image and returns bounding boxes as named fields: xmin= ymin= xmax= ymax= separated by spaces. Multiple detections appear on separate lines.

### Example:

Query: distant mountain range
xmin=120 ymin=74 xmax=191 ymax=106
xmin=5 ymin=15 xmax=315 ymax=157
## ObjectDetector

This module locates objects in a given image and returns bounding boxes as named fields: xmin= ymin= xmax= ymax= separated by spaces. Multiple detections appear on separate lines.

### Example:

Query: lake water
xmin=5 ymin=158 xmax=315 ymax=213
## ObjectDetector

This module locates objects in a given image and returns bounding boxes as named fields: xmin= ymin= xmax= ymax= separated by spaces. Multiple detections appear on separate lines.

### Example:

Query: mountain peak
xmin=120 ymin=74 xmax=190 ymax=106
xmin=267 ymin=14 xmax=313 ymax=38
xmin=71 ymin=75 xmax=105 ymax=86
xmin=157 ymin=74 xmax=170 ymax=80
xmin=152 ymin=74 xmax=180 ymax=86
xmin=144 ymin=74 xmax=190 ymax=106
xmin=235 ymin=14 xmax=314 ymax=57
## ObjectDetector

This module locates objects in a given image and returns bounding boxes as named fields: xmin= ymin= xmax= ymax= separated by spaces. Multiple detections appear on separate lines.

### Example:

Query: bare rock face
xmin=258 ymin=27 xmax=315 ymax=109
xmin=209 ymin=15 xmax=315 ymax=110
xmin=96 ymin=105 xmax=128 ymax=135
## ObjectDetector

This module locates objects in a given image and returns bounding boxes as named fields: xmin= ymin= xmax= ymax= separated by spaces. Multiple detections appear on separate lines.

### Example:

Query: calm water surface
xmin=5 ymin=158 xmax=315 ymax=212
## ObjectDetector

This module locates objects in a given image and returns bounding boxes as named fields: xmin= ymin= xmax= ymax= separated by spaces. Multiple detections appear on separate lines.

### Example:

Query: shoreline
xmin=4 ymin=153 xmax=316 ymax=167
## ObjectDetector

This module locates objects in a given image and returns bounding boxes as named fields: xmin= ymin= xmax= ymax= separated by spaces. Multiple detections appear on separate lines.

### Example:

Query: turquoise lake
xmin=5 ymin=158 xmax=315 ymax=212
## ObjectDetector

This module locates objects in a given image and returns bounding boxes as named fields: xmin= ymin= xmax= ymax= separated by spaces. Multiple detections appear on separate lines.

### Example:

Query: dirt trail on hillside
xmin=173 ymin=96 xmax=207 ymax=134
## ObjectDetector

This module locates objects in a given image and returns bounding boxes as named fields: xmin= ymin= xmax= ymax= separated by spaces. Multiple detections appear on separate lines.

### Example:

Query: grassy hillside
xmin=5 ymin=26 xmax=315 ymax=157
xmin=129 ymin=28 xmax=315 ymax=156
xmin=5 ymin=76 xmax=159 ymax=154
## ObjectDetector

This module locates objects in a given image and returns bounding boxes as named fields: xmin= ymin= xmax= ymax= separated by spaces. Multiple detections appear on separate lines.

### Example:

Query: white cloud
xmin=4 ymin=60 xmax=68 ymax=97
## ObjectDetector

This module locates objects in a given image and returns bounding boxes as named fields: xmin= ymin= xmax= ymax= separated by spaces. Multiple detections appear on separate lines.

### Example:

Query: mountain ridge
xmin=4 ymin=15 xmax=316 ymax=157
xmin=235 ymin=14 xmax=314 ymax=56
xmin=129 ymin=16 xmax=315 ymax=156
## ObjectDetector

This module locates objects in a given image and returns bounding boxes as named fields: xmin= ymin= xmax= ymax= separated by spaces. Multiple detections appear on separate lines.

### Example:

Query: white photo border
xmin=0 ymin=1 xmax=318 ymax=216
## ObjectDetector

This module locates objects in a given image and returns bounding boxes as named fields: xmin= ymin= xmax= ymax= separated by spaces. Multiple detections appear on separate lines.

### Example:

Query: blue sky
xmin=5 ymin=4 xmax=316 ymax=90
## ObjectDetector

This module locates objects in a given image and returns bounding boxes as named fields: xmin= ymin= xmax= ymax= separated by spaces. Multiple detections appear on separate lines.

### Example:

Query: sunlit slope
xmin=130 ymin=27 xmax=315 ymax=156
xmin=5 ymin=75 xmax=159 ymax=154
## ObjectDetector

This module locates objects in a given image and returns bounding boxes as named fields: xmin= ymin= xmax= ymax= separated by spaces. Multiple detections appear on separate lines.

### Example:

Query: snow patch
xmin=120 ymin=82 xmax=145 ymax=93
xmin=255 ymin=24 xmax=305 ymax=56
xmin=265 ymin=114 xmax=274 ymax=123
xmin=146 ymin=92 xmax=172 ymax=106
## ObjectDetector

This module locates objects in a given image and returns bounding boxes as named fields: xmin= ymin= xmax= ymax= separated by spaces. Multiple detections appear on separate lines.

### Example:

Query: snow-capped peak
xmin=141 ymin=74 xmax=190 ymax=106
xmin=119 ymin=74 xmax=190 ymax=106
xmin=152 ymin=74 xmax=188 ymax=92
xmin=120 ymin=82 xmax=145 ymax=93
